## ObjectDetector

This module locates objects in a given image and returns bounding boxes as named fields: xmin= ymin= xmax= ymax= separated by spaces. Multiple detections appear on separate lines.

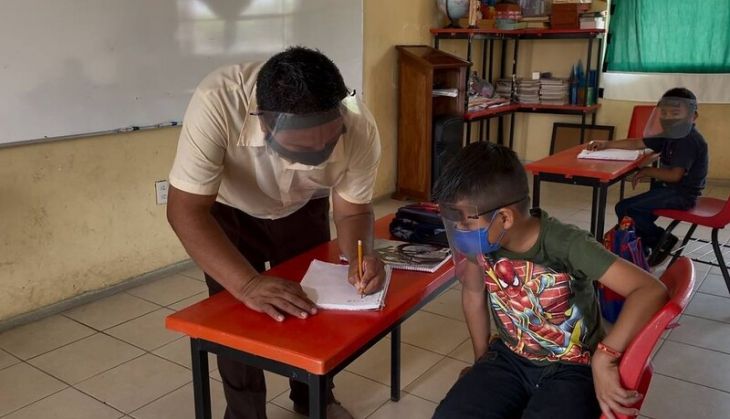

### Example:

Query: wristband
xmin=596 ymin=342 xmax=623 ymax=360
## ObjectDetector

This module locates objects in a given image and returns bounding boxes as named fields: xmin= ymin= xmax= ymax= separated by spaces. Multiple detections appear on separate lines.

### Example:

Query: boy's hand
xmin=347 ymin=255 xmax=386 ymax=295
xmin=631 ymin=168 xmax=650 ymax=189
xmin=587 ymin=140 xmax=609 ymax=151
xmin=591 ymin=351 xmax=642 ymax=419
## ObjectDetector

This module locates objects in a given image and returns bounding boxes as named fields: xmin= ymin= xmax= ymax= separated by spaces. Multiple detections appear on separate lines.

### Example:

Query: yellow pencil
xmin=357 ymin=239 xmax=364 ymax=298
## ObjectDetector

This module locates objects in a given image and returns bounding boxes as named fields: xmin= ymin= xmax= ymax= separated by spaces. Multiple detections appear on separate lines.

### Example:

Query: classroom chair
xmin=653 ymin=196 xmax=730 ymax=295
xmin=599 ymin=256 xmax=695 ymax=419
xmin=620 ymin=105 xmax=655 ymax=199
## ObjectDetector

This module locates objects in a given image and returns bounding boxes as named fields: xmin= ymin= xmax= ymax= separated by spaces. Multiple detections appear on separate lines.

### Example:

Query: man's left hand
xmin=591 ymin=351 xmax=642 ymax=419
xmin=347 ymin=255 xmax=386 ymax=295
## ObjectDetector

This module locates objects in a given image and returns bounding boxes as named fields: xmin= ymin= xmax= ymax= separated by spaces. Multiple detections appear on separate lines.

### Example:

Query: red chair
xmin=600 ymin=256 xmax=695 ymax=419
xmin=653 ymin=196 xmax=730 ymax=295
xmin=620 ymin=105 xmax=656 ymax=199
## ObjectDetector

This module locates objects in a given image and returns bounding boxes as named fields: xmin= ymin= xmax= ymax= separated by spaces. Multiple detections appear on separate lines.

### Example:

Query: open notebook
xmin=300 ymin=260 xmax=393 ymax=311
xmin=577 ymin=148 xmax=652 ymax=161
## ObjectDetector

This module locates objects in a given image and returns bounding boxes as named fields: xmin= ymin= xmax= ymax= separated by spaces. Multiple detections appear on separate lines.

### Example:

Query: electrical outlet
xmin=155 ymin=180 xmax=169 ymax=205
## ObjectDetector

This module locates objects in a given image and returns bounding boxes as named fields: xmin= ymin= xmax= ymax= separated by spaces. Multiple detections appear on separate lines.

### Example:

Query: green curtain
xmin=606 ymin=0 xmax=730 ymax=73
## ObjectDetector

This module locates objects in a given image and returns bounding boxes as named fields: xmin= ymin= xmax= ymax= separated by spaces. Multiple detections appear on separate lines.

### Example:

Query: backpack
xmin=599 ymin=216 xmax=650 ymax=323
xmin=389 ymin=203 xmax=449 ymax=247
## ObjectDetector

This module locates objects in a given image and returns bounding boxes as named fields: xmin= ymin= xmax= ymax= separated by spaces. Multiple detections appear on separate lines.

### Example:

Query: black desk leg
xmin=390 ymin=326 xmax=401 ymax=401
xmin=596 ymin=184 xmax=609 ymax=239
xmin=191 ymin=339 xmax=212 ymax=419
xmin=308 ymin=374 xmax=327 ymax=419
xmin=590 ymin=187 xmax=599 ymax=237
xmin=532 ymin=175 xmax=541 ymax=209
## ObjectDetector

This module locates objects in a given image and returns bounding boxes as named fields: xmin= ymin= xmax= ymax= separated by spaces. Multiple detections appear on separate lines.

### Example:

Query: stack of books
xmin=520 ymin=16 xmax=550 ymax=29
xmin=467 ymin=96 xmax=510 ymax=112
xmin=580 ymin=11 xmax=606 ymax=29
xmin=539 ymin=78 xmax=569 ymax=105
xmin=495 ymin=79 xmax=513 ymax=99
xmin=516 ymin=79 xmax=540 ymax=103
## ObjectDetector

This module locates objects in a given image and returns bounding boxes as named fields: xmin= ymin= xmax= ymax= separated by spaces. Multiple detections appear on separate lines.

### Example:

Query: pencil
xmin=357 ymin=239 xmax=364 ymax=298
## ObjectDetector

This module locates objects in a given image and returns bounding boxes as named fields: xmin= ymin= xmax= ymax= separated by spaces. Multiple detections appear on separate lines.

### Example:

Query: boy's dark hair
xmin=433 ymin=142 xmax=530 ymax=214
xmin=661 ymin=87 xmax=696 ymax=101
xmin=256 ymin=47 xmax=349 ymax=114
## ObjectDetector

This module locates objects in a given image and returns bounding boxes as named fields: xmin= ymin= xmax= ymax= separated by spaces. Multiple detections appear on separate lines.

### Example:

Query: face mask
xmin=267 ymin=135 xmax=338 ymax=166
xmin=452 ymin=211 xmax=505 ymax=256
xmin=659 ymin=119 xmax=692 ymax=138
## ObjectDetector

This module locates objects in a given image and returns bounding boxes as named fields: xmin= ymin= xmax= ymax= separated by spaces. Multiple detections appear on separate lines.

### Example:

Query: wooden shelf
xmin=465 ymin=103 xmax=600 ymax=121
xmin=430 ymin=27 xmax=605 ymax=39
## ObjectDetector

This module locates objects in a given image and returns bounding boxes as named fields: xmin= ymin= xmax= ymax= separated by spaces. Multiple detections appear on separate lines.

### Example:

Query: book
xmin=577 ymin=148 xmax=652 ymax=161
xmin=300 ymin=259 xmax=392 ymax=311
xmin=373 ymin=239 xmax=452 ymax=273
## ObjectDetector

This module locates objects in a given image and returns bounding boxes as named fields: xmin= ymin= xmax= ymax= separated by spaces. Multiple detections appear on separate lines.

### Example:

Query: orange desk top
xmin=525 ymin=144 xmax=658 ymax=182
xmin=165 ymin=216 xmax=455 ymax=375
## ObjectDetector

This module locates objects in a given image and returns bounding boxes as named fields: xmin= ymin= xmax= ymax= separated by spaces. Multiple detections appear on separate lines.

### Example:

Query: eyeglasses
xmin=440 ymin=196 xmax=528 ymax=223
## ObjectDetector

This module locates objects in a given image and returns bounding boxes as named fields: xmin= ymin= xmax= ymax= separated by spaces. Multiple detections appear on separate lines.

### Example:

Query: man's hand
xmin=237 ymin=274 xmax=318 ymax=322
xmin=347 ymin=255 xmax=386 ymax=295
xmin=587 ymin=140 xmax=609 ymax=151
xmin=591 ymin=351 xmax=642 ymax=419
xmin=631 ymin=168 xmax=651 ymax=189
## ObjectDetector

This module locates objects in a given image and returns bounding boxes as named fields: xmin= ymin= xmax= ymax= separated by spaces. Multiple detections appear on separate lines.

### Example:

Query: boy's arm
xmin=460 ymin=260 xmax=490 ymax=361
xmin=631 ymin=166 xmax=685 ymax=188
xmin=587 ymin=138 xmax=648 ymax=151
xmin=593 ymin=258 xmax=669 ymax=418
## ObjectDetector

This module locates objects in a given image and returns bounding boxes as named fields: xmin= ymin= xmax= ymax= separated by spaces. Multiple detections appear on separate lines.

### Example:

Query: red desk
xmin=165 ymin=216 xmax=456 ymax=419
xmin=525 ymin=145 xmax=658 ymax=239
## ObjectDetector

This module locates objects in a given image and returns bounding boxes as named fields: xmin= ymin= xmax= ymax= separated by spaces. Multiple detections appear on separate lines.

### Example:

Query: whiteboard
xmin=0 ymin=0 xmax=363 ymax=146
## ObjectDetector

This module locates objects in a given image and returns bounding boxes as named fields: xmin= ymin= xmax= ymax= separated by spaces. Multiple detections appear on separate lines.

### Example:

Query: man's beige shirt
xmin=169 ymin=63 xmax=381 ymax=219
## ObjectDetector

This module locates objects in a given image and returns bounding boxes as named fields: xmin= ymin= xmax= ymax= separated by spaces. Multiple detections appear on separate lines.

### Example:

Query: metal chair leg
xmin=669 ymin=223 xmax=697 ymax=265
xmin=711 ymin=228 xmax=730 ymax=295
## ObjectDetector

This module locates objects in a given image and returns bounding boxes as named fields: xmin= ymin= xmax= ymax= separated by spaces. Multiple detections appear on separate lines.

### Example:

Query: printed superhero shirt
xmin=488 ymin=209 xmax=617 ymax=365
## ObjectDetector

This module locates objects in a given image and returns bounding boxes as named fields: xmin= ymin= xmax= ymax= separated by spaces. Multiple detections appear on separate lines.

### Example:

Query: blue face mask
xmin=452 ymin=211 xmax=504 ymax=256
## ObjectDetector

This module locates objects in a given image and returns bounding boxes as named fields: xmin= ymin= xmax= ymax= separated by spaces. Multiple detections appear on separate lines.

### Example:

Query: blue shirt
xmin=644 ymin=127 xmax=708 ymax=198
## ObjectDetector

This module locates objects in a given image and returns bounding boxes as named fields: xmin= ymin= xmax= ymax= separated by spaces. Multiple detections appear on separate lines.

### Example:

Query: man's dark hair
xmin=256 ymin=47 xmax=348 ymax=113
xmin=433 ymin=142 xmax=530 ymax=213
xmin=661 ymin=87 xmax=696 ymax=101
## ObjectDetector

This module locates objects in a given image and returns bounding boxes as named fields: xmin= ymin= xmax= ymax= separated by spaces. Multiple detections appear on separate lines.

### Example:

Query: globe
xmin=437 ymin=0 xmax=470 ymax=28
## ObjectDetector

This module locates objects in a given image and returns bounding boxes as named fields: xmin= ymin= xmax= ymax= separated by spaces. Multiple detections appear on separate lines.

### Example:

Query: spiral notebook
xmin=577 ymin=148 xmax=651 ymax=161
xmin=300 ymin=259 xmax=392 ymax=311
xmin=340 ymin=239 xmax=451 ymax=273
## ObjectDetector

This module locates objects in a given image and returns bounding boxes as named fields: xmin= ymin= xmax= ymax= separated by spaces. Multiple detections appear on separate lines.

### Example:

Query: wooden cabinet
xmin=393 ymin=46 xmax=469 ymax=201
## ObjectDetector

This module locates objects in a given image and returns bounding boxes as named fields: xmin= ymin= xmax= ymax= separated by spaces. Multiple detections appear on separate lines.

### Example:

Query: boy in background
xmin=588 ymin=88 xmax=707 ymax=266
xmin=432 ymin=143 xmax=667 ymax=419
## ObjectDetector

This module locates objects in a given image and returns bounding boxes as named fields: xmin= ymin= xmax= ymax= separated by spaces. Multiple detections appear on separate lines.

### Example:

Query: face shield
xmin=643 ymin=96 xmax=697 ymax=139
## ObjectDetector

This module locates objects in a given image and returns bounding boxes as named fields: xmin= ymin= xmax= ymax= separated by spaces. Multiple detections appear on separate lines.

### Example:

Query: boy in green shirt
xmin=432 ymin=143 xmax=668 ymax=419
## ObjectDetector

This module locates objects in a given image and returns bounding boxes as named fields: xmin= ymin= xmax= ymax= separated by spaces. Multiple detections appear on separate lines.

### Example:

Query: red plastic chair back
xmin=654 ymin=195 xmax=730 ymax=230
xmin=600 ymin=257 xmax=695 ymax=419
xmin=627 ymin=105 xmax=655 ymax=139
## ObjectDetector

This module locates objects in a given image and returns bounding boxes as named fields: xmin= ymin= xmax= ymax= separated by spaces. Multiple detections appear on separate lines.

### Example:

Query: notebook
xmin=577 ymin=148 xmax=651 ymax=161
xmin=373 ymin=239 xmax=451 ymax=273
xmin=300 ymin=259 xmax=393 ymax=311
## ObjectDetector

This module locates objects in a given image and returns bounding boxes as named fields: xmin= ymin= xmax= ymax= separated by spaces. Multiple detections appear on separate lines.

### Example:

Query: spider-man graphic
xmin=484 ymin=257 xmax=591 ymax=364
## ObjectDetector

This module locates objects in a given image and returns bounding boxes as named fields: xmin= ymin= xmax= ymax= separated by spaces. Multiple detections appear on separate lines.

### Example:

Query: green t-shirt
xmin=486 ymin=209 xmax=617 ymax=365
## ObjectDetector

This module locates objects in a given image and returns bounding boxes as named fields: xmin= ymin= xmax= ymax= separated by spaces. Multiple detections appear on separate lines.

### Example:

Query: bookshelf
xmin=431 ymin=27 xmax=605 ymax=148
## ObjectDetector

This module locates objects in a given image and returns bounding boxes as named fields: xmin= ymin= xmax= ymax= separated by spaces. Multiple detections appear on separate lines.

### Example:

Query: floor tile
xmin=421 ymin=289 xmax=464 ymax=321
xmin=130 ymin=381 xmax=226 ymax=419
xmin=404 ymin=357 xmax=469 ymax=403
xmin=0 ymin=362 xmax=67 ymax=416
xmin=266 ymin=402 xmax=303 ymax=419
xmin=0 ymin=348 xmax=19 ymax=370
xmin=76 ymin=354 xmax=191 ymax=413
xmin=106 ymin=308 xmax=180 ymax=351
xmin=28 ymin=333 xmax=144 ymax=384
xmin=0 ymin=315 xmax=95 ymax=360
xmin=642 ymin=374 xmax=730 ymax=419
xmin=177 ymin=265 xmax=205 ymax=282
xmin=64 ymin=293 xmax=160 ymax=330
xmin=345 ymin=338 xmax=443 ymax=388
xmin=698 ymin=272 xmax=730 ymax=298
xmin=367 ymin=393 xmax=438 ymax=419
xmin=3 ymin=387 xmax=122 ymax=419
xmin=653 ymin=340 xmax=730 ymax=392
xmin=400 ymin=311 xmax=470 ymax=355
xmin=265 ymin=371 xmax=291 ymax=402
xmin=447 ymin=339 xmax=473 ymax=363
xmin=272 ymin=370 xmax=389 ymax=419
xmin=684 ymin=292 xmax=730 ymax=323
xmin=168 ymin=292 xmax=209 ymax=311
xmin=667 ymin=315 xmax=730 ymax=355
xmin=127 ymin=274 xmax=208 ymax=307
xmin=152 ymin=337 xmax=217 ymax=373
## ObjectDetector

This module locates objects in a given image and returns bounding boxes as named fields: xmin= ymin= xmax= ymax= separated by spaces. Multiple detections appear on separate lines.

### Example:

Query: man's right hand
xmin=587 ymin=140 xmax=609 ymax=151
xmin=237 ymin=274 xmax=318 ymax=322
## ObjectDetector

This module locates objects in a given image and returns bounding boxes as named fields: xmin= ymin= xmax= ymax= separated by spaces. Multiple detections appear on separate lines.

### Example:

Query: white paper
xmin=577 ymin=148 xmax=651 ymax=161
xmin=300 ymin=260 xmax=392 ymax=311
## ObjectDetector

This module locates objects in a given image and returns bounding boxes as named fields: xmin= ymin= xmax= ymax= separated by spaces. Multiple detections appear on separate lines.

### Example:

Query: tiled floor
xmin=1 ymin=181 xmax=729 ymax=418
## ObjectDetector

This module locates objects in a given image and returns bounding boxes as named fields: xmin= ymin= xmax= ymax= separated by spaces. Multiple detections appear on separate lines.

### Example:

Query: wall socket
xmin=155 ymin=180 xmax=169 ymax=205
